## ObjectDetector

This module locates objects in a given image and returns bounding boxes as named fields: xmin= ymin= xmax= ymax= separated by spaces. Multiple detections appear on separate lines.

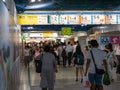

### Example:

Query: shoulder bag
xmin=90 ymin=50 xmax=105 ymax=75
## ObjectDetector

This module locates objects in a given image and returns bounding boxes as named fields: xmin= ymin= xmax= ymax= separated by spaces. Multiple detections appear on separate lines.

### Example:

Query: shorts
xmin=75 ymin=65 xmax=83 ymax=68
xmin=88 ymin=73 xmax=102 ymax=86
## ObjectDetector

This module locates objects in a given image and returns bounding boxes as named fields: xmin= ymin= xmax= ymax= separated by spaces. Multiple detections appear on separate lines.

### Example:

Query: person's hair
xmin=68 ymin=41 xmax=70 ymax=44
xmin=90 ymin=40 xmax=99 ymax=47
xmin=76 ymin=44 xmax=82 ymax=54
xmin=107 ymin=43 xmax=113 ymax=52
xmin=44 ymin=45 xmax=50 ymax=52
xmin=85 ymin=46 xmax=89 ymax=51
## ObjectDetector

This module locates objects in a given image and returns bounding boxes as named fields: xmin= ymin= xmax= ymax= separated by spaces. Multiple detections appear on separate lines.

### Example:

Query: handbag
xmin=90 ymin=50 xmax=105 ymax=75
xmin=103 ymin=73 xmax=111 ymax=85
xmin=82 ymin=77 xmax=91 ymax=87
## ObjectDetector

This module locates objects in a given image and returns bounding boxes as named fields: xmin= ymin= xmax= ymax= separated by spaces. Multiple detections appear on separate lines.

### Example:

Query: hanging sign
xmin=61 ymin=27 xmax=71 ymax=35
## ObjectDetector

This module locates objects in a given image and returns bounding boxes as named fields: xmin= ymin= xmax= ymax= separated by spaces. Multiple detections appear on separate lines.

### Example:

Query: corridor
xmin=19 ymin=62 xmax=120 ymax=90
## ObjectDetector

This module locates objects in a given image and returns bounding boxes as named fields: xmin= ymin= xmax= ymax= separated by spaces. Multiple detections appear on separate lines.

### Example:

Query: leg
xmin=95 ymin=74 xmax=103 ymax=90
xmin=79 ymin=66 xmax=83 ymax=83
xmin=116 ymin=55 xmax=120 ymax=74
xmin=90 ymin=84 xmax=96 ymax=90
xmin=97 ymin=85 xmax=103 ymax=90
xmin=68 ymin=52 xmax=72 ymax=66
xmin=42 ymin=88 xmax=47 ymax=90
xmin=88 ymin=73 xmax=95 ymax=90
xmin=76 ymin=67 xmax=78 ymax=81
xmin=63 ymin=56 xmax=66 ymax=67
xmin=48 ymin=88 xmax=54 ymax=90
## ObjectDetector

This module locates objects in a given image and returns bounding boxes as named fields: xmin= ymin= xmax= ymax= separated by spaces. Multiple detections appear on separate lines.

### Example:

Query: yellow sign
xmin=18 ymin=14 xmax=38 ymax=25
xmin=61 ymin=27 xmax=71 ymax=35
xmin=43 ymin=32 xmax=53 ymax=37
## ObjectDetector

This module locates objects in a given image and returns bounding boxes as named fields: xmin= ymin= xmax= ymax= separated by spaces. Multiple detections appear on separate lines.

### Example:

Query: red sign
xmin=110 ymin=36 xmax=120 ymax=44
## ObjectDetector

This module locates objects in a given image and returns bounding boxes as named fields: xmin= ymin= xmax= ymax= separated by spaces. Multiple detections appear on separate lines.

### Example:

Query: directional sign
xmin=61 ymin=27 xmax=71 ymax=35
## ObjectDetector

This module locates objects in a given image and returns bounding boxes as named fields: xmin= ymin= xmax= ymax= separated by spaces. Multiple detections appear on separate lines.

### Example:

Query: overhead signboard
xmin=117 ymin=15 xmax=120 ymax=24
xmin=18 ymin=14 xmax=38 ymax=25
xmin=105 ymin=14 xmax=117 ymax=24
xmin=80 ymin=15 xmax=92 ymax=24
xmin=69 ymin=15 xmax=79 ymax=24
xmin=38 ymin=15 xmax=48 ymax=24
xmin=60 ymin=15 xmax=69 ymax=24
xmin=49 ymin=15 xmax=60 ymax=24
xmin=92 ymin=15 xmax=105 ymax=24
xmin=43 ymin=32 xmax=58 ymax=37
xmin=61 ymin=27 xmax=71 ymax=35
xmin=18 ymin=11 xmax=120 ymax=25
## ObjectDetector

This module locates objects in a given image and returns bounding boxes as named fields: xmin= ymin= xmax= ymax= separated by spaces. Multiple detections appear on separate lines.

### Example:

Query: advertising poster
xmin=0 ymin=1 xmax=21 ymax=90
xmin=100 ymin=36 xmax=110 ymax=45
xmin=110 ymin=36 xmax=120 ymax=44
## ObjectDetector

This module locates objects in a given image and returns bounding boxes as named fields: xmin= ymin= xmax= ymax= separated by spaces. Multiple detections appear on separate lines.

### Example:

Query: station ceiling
xmin=14 ymin=0 xmax=120 ymax=31
xmin=14 ymin=0 xmax=120 ymax=12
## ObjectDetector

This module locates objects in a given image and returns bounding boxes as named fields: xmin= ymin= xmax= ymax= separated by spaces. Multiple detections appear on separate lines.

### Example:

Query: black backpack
xmin=75 ymin=53 xmax=84 ymax=65
xmin=61 ymin=47 xmax=66 ymax=57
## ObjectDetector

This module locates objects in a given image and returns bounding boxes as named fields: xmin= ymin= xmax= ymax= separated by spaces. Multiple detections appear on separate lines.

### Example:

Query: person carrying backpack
xmin=61 ymin=43 xmax=67 ymax=67
xmin=73 ymin=43 xmax=84 ymax=82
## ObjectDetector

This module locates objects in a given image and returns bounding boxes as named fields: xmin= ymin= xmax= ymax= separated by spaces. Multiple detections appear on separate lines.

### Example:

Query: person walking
xmin=66 ymin=41 xmax=73 ymax=67
xmin=115 ymin=44 xmax=120 ymax=74
xmin=73 ymin=43 xmax=84 ymax=82
xmin=24 ymin=45 xmax=31 ymax=68
xmin=39 ymin=45 xmax=57 ymax=90
xmin=61 ymin=43 xmax=67 ymax=67
xmin=106 ymin=43 xmax=118 ymax=82
xmin=84 ymin=40 xmax=108 ymax=90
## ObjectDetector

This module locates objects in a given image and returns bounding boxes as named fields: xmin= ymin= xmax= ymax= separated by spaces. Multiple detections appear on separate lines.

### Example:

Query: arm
xmin=84 ymin=59 xmax=90 ymax=76
xmin=103 ymin=59 xmax=108 ymax=72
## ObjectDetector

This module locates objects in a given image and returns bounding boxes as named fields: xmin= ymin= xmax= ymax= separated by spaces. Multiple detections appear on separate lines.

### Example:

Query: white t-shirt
xmin=24 ymin=49 xmax=30 ymax=56
xmin=115 ymin=46 xmax=120 ymax=55
xmin=86 ymin=48 xmax=106 ymax=73
xmin=73 ymin=44 xmax=77 ymax=54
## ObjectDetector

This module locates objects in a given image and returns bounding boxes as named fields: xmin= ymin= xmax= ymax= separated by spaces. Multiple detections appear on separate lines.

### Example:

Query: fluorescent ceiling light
xmin=3 ymin=0 xmax=5 ymax=1
xmin=31 ymin=0 xmax=36 ymax=2
xmin=25 ymin=2 xmax=53 ymax=9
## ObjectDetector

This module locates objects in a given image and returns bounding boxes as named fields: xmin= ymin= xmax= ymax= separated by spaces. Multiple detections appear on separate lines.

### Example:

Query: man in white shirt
xmin=84 ymin=40 xmax=107 ymax=90
xmin=66 ymin=41 xmax=73 ymax=67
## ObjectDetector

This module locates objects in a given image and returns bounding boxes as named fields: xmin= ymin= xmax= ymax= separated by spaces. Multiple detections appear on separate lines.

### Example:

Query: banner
xmin=100 ymin=36 xmax=110 ymax=45
xmin=110 ymin=36 xmax=120 ymax=44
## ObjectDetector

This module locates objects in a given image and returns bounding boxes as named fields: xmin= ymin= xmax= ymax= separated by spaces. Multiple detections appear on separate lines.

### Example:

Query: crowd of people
xmin=23 ymin=40 xmax=120 ymax=90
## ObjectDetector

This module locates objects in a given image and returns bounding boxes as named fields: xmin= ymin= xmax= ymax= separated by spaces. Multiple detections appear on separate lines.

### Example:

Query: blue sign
xmin=100 ymin=36 xmax=110 ymax=45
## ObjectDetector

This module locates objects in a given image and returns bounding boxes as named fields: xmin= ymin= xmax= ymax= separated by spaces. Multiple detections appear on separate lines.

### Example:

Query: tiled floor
xmin=19 ymin=62 xmax=120 ymax=90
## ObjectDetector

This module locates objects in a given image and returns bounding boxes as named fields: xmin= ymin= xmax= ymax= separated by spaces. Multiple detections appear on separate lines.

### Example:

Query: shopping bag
xmin=103 ymin=73 xmax=111 ymax=85
xmin=82 ymin=77 xmax=91 ymax=87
